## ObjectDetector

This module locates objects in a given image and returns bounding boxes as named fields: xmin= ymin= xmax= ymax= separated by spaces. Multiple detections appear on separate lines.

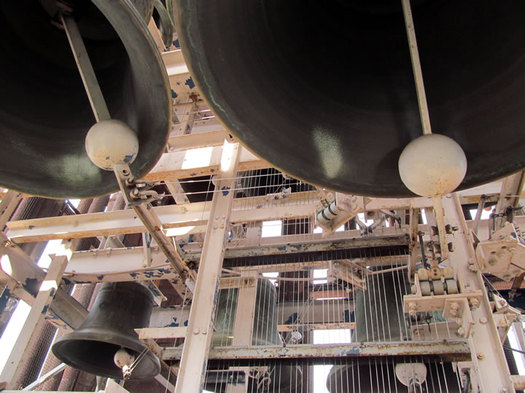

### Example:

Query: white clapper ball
xmin=398 ymin=134 xmax=467 ymax=197
xmin=85 ymin=120 xmax=139 ymax=170
xmin=114 ymin=347 xmax=135 ymax=369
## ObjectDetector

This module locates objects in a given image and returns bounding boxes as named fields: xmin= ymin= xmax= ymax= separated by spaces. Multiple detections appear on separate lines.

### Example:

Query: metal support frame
xmin=441 ymin=194 xmax=515 ymax=392
xmin=174 ymin=143 xmax=240 ymax=393
xmin=494 ymin=171 xmax=525 ymax=230
xmin=163 ymin=340 xmax=470 ymax=362
xmin=0 ymin=232 xmax=87 ymax=331
xmin=0 ymin=255 xmax=68 ymax=389
xmin=113 ymin=164 xmax=196 ymax=290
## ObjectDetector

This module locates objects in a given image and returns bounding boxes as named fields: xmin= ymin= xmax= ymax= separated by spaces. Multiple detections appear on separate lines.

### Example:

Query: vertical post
xmin=494 ymin=171 xmax=525 ymax=229
xmin=231 ymin=271 xmax=258 ymax=347
xmin=227 ymin=271 xmax=258 ymax=393
xmin=441 ymin=194 xmax=515 ymax=393
xmin=0 ymin=255 xmax=68 ymax=389
xmin=0 ymin=191 xmax=22 ymax=230
xmin=174 ymin=143 xmax=240 ymax=393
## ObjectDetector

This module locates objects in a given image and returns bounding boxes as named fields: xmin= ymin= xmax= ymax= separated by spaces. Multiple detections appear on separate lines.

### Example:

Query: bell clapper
xmin=399 ymin=0 xmax=468 ymax=265
xmin=398 ymin=0 xmax=467 ymax=199
xmin=114 ymin=347 xmax=136 ymax=379
xmin=114 ymin=347 xmax=150 ymax=379
xmin=61 ymin=11 xmax=140 ymax=173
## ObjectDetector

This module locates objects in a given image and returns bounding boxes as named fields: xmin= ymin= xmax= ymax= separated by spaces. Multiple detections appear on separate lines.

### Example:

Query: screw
xmin=477 ymin=353 xmax=484 ymax=360
xmin=479 ymin=317 xmax=488 ymax=324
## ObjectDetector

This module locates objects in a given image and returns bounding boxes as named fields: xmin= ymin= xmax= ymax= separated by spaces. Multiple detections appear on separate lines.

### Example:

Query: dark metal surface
xmin=0 ymin=0 xmax=171 ymax=198
xmin=52 ymin=282 xmax=160 ymax=380
xmin=327 ymin=361 xmax=462 ymax=393
xmin=174 ymin=0 xmax=525 ymax=196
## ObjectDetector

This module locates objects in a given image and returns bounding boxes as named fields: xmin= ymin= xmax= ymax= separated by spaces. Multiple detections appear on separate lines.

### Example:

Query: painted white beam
xmin=174 ymin=143 xmax=240 ymax=393
xmin=5 ymin=179 xmax=520 ymax=245
xmin=143 ymin=144 xmax=269 ymax=182
xmin=5 ymin=191 xmax=317 ymax=243
xmin=441 ymin=194 xmax=515 ymax=392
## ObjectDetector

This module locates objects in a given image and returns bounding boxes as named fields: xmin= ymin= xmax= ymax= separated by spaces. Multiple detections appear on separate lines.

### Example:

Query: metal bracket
xmin=114 ymin=165 xmax=162 ymax=206
xmin=113 ymin=164 xmax=196 ymax=289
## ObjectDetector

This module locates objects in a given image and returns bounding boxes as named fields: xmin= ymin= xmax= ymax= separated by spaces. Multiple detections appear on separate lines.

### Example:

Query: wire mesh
xmin=199 ymin=235 xmax=462 ymax=393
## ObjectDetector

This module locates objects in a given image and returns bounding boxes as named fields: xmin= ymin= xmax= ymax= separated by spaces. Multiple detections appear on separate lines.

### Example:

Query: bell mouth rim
xmin=53 ymin=329 xmax=160 ymax=380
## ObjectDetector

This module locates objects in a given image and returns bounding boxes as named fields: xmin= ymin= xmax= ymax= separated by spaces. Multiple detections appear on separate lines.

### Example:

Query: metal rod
xmin=472 ymin=195 xmax=488 ymax=235
xmin=433 ymin=196 xmax=450 ymax=261
xmin=132 ymin=203 xmax=196 ymax=284
xmin=21 ymin=363 xmax=66 ymax=391
xmin=401 ymin=0 xmax=432 ymax=135
xmin=60 ymin=14 xmax=111 ymax=122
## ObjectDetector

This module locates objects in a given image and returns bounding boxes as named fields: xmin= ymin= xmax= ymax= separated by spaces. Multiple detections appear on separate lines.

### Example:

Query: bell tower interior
xmin=0 ymin=1 xmax=524 ymax=393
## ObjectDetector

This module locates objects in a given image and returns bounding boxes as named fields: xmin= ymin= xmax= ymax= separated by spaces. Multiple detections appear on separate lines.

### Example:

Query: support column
xmin=227 ymin=271 xmax=258 ymax=393
xmin=0 ymin=255 xmax=68 ymax=389
xmin=174 ymin=143 xmax=240 ymax=393
xmin=442 ymin=193 xmax=515 ymax=393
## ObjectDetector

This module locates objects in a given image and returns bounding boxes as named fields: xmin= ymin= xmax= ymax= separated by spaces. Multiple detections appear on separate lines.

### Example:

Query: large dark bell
xmin=0 ymin=0 xmax=171 ymax=198
xmin=327 ymin=361 xmax=461 ymax=392
xmin=52 ymin=282 xmax=160 ymax=380
xmin=174 ymin=0 xmax=525 ymax=197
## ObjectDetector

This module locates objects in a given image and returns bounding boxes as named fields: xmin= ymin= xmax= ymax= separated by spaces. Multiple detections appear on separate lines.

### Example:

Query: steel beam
xmin=163 ymin=340 xmax=470 ymax=362
xmin=7 ymin=190 xmax=521 ymax=244
xmin=143 ymin=144 xmax=269 ymax=182
xmin=174 ymin=143 xmax=240 ymax=393
xmin=441 ymin=193 xmax=516 ymax=392
xmin=5 ymin=191 xmax=317 ymax=243
xmin=61 ymin=232 xmax=408 ymax=283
